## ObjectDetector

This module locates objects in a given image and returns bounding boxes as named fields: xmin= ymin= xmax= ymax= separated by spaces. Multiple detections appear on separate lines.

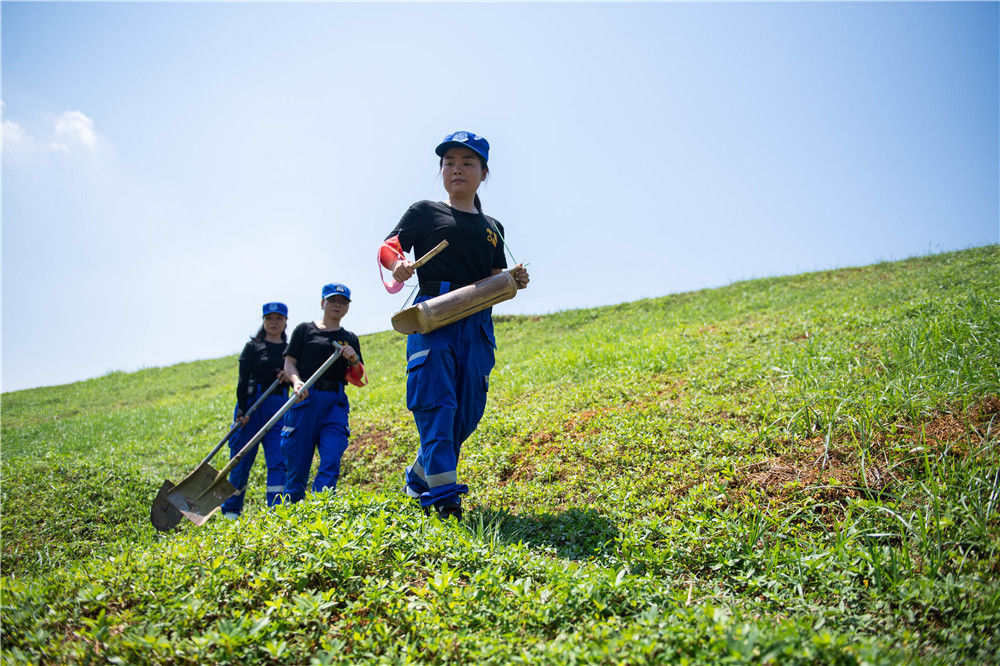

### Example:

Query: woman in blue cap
xmin=221 ymin=302 xmax=292 ymax=519
xmin=378 ymin=131 xmax=530 ymax=520
xmin=279 ymin=283 xmax=367 ymax=503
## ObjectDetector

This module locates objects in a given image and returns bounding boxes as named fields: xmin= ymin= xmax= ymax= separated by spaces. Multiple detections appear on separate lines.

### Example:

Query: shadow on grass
xmin=469 ymin=506 xmax=620 ymax=561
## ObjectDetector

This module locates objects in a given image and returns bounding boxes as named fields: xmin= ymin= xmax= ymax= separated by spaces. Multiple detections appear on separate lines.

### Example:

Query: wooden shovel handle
xmin=411 ymin=240 xmax=449 ymax=269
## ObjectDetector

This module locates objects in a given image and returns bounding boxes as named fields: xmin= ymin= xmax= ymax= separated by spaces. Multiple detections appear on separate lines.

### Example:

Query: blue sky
xmin=2 ymin=1 xmax=997 ymax=392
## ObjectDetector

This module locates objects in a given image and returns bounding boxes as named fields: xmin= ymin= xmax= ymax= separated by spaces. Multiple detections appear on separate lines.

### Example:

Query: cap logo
xmin=453 ymin=132 xmax=469 ymax=142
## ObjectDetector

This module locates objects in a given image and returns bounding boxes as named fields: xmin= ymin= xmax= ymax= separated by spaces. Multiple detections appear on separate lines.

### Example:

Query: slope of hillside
xmin=2 ymin=246 xmax=998 ymax=664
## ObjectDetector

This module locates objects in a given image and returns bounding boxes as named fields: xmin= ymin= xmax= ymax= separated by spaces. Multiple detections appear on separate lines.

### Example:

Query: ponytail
xmin=474 ymin=193 xmax=482 ymax=213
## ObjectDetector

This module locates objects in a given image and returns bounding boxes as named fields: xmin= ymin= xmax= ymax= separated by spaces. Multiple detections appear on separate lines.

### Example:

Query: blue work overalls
xmin=404 ymin=293 xmax=496 ymax=509
xmin=280 ymin=386 xmax=351 ymax=503
xmin=220 ymin=389 xmax=288 ymax=514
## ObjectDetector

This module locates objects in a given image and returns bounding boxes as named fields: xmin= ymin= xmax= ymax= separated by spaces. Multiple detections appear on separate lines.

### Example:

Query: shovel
xmin=150 ymin=378 xmax=282 ymax=531
xmin=163 ymin=342 xmax=345 ymax=528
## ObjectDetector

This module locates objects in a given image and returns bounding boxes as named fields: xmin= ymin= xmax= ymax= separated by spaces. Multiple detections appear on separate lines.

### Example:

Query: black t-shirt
xmin=236 ymin=339 xmax=286 ymax=413
xmin=284 ymin=322 xmax=362 ymax=388
xmin=386 ymin=200 xmax=507 ymax=288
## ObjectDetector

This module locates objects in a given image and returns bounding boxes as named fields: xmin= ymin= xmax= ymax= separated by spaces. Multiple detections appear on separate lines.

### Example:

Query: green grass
xmin=2 ymin=245 xmax=999 ymax=664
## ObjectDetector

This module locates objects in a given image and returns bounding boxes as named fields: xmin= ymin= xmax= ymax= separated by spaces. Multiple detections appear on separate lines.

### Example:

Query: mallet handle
xmin=411 ymin=240 xmax=449 ymax=269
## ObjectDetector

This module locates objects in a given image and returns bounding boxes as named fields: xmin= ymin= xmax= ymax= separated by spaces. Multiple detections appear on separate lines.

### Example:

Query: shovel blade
xmin=165 ymin=463 xmax=238 ymax=527
xmin=150 ymin=479 xmax=185 ymax=531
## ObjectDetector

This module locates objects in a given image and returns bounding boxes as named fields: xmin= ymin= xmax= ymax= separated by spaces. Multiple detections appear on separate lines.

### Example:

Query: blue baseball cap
xmin=262 ymin=302 xmax=288 ymax=317
xmin=322 ymin=283 xmax=351 ymax=301
xmin=435 ymin=131 xmax=489 ymax=164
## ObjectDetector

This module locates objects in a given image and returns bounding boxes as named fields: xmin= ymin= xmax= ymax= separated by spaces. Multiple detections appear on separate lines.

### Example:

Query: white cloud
xmin=2 ymin=109 xmax=101 ymax=155
xmin=54 ymin=111 xmax=98 ymax=150
xmin=2 ymin=118 xmax=39 ymax=153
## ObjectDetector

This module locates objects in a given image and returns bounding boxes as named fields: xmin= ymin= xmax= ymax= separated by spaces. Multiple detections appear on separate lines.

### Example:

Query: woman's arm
xmin=284 ymin=356 xmax=307 ymax=401
xmin=383 ymin=204 xmax=426 ymax=283
xmin=235 ymin=343 xmax=254 ymax=424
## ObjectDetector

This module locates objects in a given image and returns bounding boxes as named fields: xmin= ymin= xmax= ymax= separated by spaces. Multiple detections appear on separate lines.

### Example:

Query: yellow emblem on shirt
xmin=486 ymin=228 xmax=498 ymax=248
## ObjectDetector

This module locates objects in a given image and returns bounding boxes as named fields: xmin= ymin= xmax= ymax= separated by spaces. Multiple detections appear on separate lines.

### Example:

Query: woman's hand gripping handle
xmin=379 ymin=238 xmax=449 ymax=292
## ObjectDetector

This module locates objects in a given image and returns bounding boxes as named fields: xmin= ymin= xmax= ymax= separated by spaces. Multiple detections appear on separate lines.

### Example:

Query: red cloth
xmin=379 ymin=236 xmax=404 ymax=269
xmin=345 ymin=362 xmax=368 ymax=387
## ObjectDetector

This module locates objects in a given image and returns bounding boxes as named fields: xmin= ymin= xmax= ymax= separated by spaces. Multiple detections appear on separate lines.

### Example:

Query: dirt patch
xmin=517 ymin=406 xmax=627 ymax=448
xmin=723 ymin=395 xmax=1000 ymax=509
xmin=495 ymin=393 xmax=998 ymax=506
xmin=654 ymin=378 xmax=688 ymax=396
xmin=502 ymin=403 xmax=637 ymax=483
xmin=348 ymin=427 xmax=396 ymax=456
xmin=975 ymin=395 xmax=1000 ymax=421
xmin=888 ymin=395 xmax=999 ymax=454
xmin=496 ymin=377 xmax=689 ymax=486
xmin=730 ymin=438 xmax=902 ymax=505
xmin=563 ymin=407 xmax=626 ymax=433
xmin=342 ymin=427 xmax=405 ymax=489
xmin=498 ymin=433 xmax=563 ymax=486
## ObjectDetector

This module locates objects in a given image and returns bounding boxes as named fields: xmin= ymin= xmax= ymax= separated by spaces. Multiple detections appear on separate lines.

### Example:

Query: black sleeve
xmin=386 ymin=202 xmax=426 ymax=253
xmin=235 ymin=342 xmax=255 ymax=414
xmin=284 ymin=323 xmax=307 ymax=362
xmin=493 ymin=219 xmax=508 ymax=270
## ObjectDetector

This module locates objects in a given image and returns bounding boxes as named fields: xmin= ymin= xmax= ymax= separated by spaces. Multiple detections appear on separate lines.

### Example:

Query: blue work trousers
xmin=220 ymin=392 xmax=287 ymax=514
xmin=280 ymin=387 xmax=350 ymax=503
xmin=404 ymin=306 xmax=496 ymax=508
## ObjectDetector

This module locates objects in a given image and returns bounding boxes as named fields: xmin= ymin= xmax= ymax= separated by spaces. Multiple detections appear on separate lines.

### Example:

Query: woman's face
xmin=441 ymin=147 xmax=486 ymax=199
xmin=322 ymin=295 xmax=350 ymax=319
xmin=263 ymin=313 xmax=286 ymax=337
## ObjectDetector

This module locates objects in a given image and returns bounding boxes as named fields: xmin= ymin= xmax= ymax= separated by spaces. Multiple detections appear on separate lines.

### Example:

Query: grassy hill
xmin=2 ymin=245 xmax=998 ymax=664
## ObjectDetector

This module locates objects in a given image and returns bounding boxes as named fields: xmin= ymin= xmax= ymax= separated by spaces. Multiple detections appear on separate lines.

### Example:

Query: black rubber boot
xmin=435 ymin=502 xmax=463 ymax=520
